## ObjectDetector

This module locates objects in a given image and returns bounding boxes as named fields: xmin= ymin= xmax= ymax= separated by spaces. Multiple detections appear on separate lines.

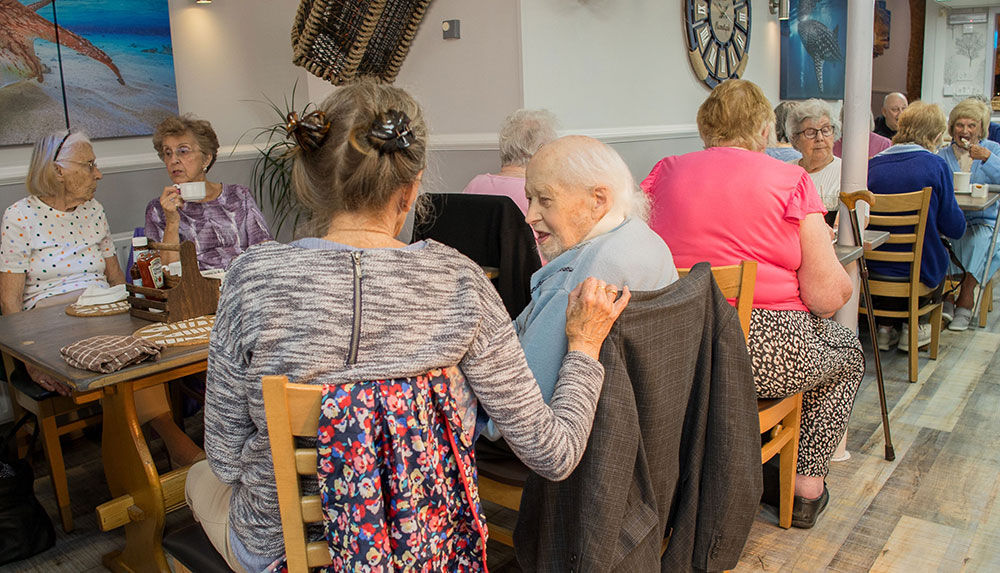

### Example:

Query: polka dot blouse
xmin=1 ymin=196 xmax=115 ymax=310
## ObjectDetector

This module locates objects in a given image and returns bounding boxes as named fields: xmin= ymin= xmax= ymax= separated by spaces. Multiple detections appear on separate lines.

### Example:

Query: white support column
xmin=833 ymin=0 xmax=876 ymax=331
xmin=832 ymin=0 xmax=876 ymax=462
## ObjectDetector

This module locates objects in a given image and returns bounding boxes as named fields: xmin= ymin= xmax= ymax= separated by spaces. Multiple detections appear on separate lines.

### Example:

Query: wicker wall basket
xmin=291 ymin=0 xmax=432 ymax=85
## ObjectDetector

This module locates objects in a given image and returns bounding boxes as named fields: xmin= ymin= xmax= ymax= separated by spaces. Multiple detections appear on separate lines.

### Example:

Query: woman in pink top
xmin=462 ymin=109 xmax=558 ymax=215
xmin=641 ymin=80 xmax=863 ymax=529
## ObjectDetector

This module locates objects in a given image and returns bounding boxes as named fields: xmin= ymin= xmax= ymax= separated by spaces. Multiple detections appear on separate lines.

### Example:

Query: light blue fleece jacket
xmin=483 ymin=217 xmax=677 ymax=439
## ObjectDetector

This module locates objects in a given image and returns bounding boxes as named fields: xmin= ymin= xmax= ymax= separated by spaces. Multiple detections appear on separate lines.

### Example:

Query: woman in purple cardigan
xmin=145 ymin=115 xmax=272 ymax=271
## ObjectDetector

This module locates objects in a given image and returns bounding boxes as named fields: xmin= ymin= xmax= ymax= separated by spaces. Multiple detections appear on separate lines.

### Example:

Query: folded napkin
xmin=75 ymin=284 xmax=128 ymax=306
xmin=60 ymin=335 xmax=163 ymax=373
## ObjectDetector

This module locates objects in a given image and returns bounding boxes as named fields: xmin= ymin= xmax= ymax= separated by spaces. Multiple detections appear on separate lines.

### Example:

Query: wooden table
xmin=954 ymin=192 xmax=1000 ymax=327
xmin=0 ymin=304 xmax=207 ymax=572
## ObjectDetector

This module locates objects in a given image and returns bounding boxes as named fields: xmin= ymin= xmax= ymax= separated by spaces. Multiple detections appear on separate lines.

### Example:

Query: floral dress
xmin=267 ymin=366 xmax=488 ymax=572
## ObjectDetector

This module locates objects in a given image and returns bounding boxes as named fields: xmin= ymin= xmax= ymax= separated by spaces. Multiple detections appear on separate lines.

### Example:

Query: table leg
xmin=100 ymin=382 xmax=170 ymax=573
xmin=971 ymin=210 xmax=1000 ymax=327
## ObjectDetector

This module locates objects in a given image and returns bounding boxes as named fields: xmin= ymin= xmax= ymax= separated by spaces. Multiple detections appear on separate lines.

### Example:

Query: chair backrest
xmin=262 ymin=375 xmax=333 ymax=572
xmin=411 ymin=193 xmax=541 ymax=319
xmin=864 ymin=187 xmax=932 ymax=285
xmin=676 ymin=261 xmax=757 ymax=342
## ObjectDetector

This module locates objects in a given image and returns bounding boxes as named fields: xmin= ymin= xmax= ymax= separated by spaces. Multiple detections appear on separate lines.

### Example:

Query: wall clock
xmin=684 ymin=0 xmax=752 ymax=88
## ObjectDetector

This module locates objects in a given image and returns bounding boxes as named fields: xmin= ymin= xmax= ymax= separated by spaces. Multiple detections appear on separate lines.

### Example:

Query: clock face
xmin=684 ymin=0 xmax=751 ymax=88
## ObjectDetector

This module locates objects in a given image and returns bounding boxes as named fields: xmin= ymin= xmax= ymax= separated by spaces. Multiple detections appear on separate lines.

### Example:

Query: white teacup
xmin=972 ymin=183 xmax=988 ymax=198
xmin=175 ymin=181 xmax=206 ymax=202
xmin=953 ymin=171 xmax=972 ymax=195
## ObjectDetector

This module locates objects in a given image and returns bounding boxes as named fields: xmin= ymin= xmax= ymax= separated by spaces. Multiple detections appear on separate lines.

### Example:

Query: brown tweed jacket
xmin=513 ymin=263 xmax=762 ymax=572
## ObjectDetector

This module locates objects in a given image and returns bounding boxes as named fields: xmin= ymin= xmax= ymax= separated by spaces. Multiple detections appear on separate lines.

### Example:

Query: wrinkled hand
xmin=158 ymin=186 xmax=184 ymax=222
xmin=564 ymin=277 xmax=632 ymax=360
xmin=26 ymin=363 xmax=73 ymax=396
xmin=969 ymin=142 xmax=992 ymax=162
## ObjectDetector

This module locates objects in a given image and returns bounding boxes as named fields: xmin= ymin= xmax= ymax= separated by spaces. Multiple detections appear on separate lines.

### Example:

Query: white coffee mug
xmin=175 ymin=181 xmax=206 ymax=202
xmin=953 ymin=171 xmax=972 ymax=195
xmin=972 ymin=183 xmax=988 ymax=198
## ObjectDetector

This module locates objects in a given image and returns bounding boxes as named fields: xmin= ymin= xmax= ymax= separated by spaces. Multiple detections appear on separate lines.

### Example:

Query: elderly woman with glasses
xmin=0 ymin=130 xmax=202 ymax=464
xmin=788 ymin=99 xmax=842 ymax=223
xmin=936 ymin=98 xmax=1000 ymax=331
xmin=145 ymin=115 xmax=271 ymax=271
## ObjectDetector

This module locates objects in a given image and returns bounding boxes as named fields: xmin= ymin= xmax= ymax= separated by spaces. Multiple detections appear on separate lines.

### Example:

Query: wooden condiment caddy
xmin=126 ymin=241 xmax=220 ymax=323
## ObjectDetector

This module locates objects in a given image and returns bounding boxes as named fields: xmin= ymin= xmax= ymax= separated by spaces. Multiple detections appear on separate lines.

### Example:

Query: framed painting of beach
xmin=779 ymin=0 xmax=847 ymax=100
xmin=0 ymin=0 xmax=177 ymax=146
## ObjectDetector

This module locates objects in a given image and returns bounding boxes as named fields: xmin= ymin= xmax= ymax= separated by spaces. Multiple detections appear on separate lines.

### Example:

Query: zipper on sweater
xmin=347 ymin=251 xmax=362 ymax=365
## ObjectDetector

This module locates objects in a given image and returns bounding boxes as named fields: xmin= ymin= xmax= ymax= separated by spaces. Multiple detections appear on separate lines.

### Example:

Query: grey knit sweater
xmin=205 ymin=240 xmax=605 ymax=558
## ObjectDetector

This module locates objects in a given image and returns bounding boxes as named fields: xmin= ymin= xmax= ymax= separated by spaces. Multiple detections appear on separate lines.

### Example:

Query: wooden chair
xmin=478 ymin=261 xmax=802 ymax=546
xmin=859 ymin=187 xmax=942 ymax=382
xmin=262 ymin=375 xmax=335 ymax=573
xmin=4 ymin=356 xmax=101 ymax=533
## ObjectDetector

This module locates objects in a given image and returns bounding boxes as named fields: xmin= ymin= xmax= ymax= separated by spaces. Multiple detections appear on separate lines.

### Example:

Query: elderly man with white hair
xmin=875 ymin=92 xmax=908 ymax=139
xmin=516 ymin=136 xmax=678 ymax=401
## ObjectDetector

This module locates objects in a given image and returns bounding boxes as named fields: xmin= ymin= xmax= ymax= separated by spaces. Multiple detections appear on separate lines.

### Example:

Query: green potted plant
xmin=239 ymin=83 xmax=309 ymax=238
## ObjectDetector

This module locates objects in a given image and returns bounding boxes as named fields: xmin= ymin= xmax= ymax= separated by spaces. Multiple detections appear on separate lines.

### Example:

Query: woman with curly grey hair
xmin=788 ymin=98 xmax=843 ymax=219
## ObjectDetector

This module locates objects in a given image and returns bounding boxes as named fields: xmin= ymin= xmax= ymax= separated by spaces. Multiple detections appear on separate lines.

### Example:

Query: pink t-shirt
xmin=641 ymin=147 xmax=826 ymax=312
xmin=462 ymin=173 xmax=528 ymax=215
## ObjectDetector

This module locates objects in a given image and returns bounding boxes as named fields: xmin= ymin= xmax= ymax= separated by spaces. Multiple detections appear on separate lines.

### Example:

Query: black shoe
xmin=790 ymin=485 xmax=829 ymax=529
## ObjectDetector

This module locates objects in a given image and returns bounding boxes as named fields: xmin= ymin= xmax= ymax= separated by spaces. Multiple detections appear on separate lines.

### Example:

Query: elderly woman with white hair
xmin=937 ymin=97 xmax=1000 ymax=330
xmin=788 ymin=99 xmax=842 ymax=223
xmin=462 ymin=108 xmax=557 ymax=215
xmin=0 ymin=130 xmax=203 ymax=465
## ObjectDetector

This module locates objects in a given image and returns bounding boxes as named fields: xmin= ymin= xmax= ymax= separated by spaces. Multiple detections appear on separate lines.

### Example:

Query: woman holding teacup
xmin=936 ymin=98 xmax=1000 ymax=330
xmin=145 ymin=115 xmax=272 ymax=270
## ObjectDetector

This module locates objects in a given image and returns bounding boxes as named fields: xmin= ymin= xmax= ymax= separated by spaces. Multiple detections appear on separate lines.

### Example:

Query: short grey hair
xmin=774 ymin=101 xmax=798 ymax=143
xmin=786 ymin=98 xmax=841 ymax=143
xmin=543 ymin=135 xmax=649 ymax=221
xmin=498 ymin=109 xmax=558 ymax=167
xmin=26 ymin=130 xmax=92 ymax=199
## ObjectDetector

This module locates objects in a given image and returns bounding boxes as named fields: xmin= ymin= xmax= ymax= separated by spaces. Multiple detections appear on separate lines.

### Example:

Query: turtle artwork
xmin=0 ymin=0 xmax=125 ymax=87
xmin=0 ymin=0 xmax=178 ymax=145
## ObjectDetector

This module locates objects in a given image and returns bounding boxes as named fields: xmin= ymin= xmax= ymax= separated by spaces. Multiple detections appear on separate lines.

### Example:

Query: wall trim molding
xmin=0 ymin=124 xmax=700 ymax=185
xmin=426 ymin=123 xmax=701 ymax=150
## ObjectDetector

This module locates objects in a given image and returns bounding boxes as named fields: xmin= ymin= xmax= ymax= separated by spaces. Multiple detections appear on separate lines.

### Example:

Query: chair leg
xmin=908 ymin=317 xmax=918 ymax=383
xmin=38 ymin=415 xmax=73 ymax=532
xmin=980 ymin=280 xmax=993 ymax=328
xmin=929 ymin=305 xmax=942 ymax=361
xmin=777 ymin=441 xmax=796 ymax=529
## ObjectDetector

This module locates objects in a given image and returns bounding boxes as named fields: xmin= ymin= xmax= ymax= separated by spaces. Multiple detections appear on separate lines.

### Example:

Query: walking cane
xmin=839 ymin=190 xmax=895 ymax=461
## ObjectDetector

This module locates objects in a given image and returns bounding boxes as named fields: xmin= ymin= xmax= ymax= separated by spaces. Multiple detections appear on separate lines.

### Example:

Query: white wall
xmin=921 ymin=1 xmax=1000 ymax=118
xmin=872 ymin=0 xmax=911 ymax=111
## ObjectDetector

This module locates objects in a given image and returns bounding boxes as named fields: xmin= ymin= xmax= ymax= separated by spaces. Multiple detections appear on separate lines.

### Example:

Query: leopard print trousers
xmin=748 ymin=308 xmax=865 ymax=477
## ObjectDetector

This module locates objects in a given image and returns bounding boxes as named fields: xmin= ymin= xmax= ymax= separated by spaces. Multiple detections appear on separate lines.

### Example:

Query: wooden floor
xmin=5 ymin=302 xmax=1000 ymax=572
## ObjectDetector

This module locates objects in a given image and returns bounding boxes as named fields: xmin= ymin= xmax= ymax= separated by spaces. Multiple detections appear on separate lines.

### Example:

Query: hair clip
xmin=285 ymin=110 xmax=331 ymax=151
xmin=367 ymin=110 xmax=412 ymax=153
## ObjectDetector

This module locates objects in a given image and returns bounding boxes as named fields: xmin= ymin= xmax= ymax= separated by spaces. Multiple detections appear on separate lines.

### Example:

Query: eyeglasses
xmin=61 ymin=159 xmax=99 ymax=172
xmin=162 ymin=146 xmax=198 ymax=161
xmin=797 ymin=126 xmax=835 ymax=139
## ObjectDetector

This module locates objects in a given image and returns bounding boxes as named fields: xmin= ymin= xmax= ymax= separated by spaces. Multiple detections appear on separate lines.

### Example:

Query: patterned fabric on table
xmin=60 ymin=335 xmax=163 ymax=373
xmin=265 ymin=366 xmax=487 ymax=572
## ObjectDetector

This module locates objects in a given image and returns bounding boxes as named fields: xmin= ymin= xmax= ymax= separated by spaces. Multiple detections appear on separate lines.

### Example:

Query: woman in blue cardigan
xmin=867 ymin=101 xmax=966 ymax=351
xmin=937 ymin=98 xmax=1000 ymax=330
